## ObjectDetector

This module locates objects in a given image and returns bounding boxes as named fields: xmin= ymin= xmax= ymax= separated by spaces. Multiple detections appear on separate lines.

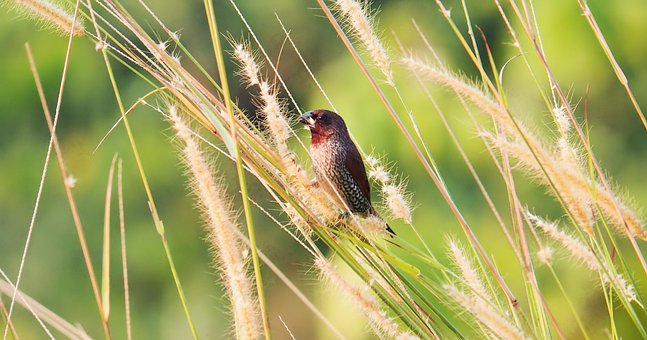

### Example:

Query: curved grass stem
xmin=204 ymin=0 xmax=271 ymax=338
xmin=315 ymin=0 xmax=518 ymax=309
xmin=84 ymin=1 xmax=198 ymax=337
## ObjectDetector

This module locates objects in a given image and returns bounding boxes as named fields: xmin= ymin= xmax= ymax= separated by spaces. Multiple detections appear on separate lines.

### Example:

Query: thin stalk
xmin=504 ymin=0 xmax=647 ymax=275
xmin=204 ymin=0 xmax=271 ymax=338
xmin=84 ymin=2 xmax=198 ymax=337
xmin=316 ymin=0 xmax=518 ymax=308
xmin=101 ymin=156 xmax=119 ymax=321
xmin=546 ymin=265 xmax=590 ymax=340
xmin=0 ymin=296 xmax=19 ymax=340
xmin=0 ymin=274 xmax=92 ymax=340
xmin=24 ymin=42 xmax=111 ymax=339
xmin=117 ymin=159 xmax=132 ymax=340
xmin=576 ymin=0 xmax=646 ymax=130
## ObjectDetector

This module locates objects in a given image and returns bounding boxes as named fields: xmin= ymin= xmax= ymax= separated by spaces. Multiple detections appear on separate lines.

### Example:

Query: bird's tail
xmin=385 ymin=223 xmax=396 ymax=237
xmin=369 ymin=207 xmax=396 ymax=237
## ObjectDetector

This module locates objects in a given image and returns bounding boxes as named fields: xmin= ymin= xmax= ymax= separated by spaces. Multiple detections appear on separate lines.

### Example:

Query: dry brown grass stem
xmin=170 ymin=108 xmax=261 ymax=339
xmin=0 ymin=277 xmax=91 ymax=340
xmin=23 ymin=39 xmax=111 ymax=338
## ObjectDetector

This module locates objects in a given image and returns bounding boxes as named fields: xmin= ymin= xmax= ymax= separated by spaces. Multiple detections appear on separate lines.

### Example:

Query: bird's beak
xmin=299 ymin=111 xmax=315 ymax=127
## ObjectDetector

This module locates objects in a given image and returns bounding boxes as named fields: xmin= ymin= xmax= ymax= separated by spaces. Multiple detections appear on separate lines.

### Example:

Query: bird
xmin=299 ymin=109 xmax=395 ymax=236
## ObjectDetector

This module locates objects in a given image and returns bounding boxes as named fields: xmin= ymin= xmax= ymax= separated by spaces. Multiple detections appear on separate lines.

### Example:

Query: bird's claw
xmin=332 ymin=211 xmax=351 ymax=227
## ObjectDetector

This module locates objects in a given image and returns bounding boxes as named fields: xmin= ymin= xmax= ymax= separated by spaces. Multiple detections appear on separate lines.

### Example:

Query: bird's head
xmin=299 ymin=109 xmax=347 ymax=142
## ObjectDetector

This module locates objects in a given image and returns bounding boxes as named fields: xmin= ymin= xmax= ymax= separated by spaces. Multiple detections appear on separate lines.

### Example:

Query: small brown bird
xmin=299 ymin=109 xmax=395 ymax=236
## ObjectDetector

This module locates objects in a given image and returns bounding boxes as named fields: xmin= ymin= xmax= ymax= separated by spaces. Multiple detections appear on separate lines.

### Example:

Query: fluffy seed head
xmin=527 ymin=212 xmax=598 ymax=271
xmin=335 ymin=0 xmax=393 ymax=84
xmin=233 ymin=43 xmax=261 ymax=87
xmin=231 ymin=41 xmax=336 ymax=224
xmin=382 ymin=183 xmax=412 ymax=223
xmin=606 ymin=274 xmax=638 ymax=304
xmin=444 ymin=284 xmax=525 ymax=339
xmin=552 ymin=105 xmax=571 ymax=135
xmin=529 ymin=212 xmax=638 ymax=303
xmin=64 ymin=175 xmax=77 ymax=189
xmin=258 ymin=82 xmax=290 ymax=147
xmin=486 ymin=132 xmax=644 ymax=239
xmin=315 ymin=257 xmax=417 ymax=339
xmin=536 ymin=246 xmax=554 ymax=265
xmin=12 ymin=0 xmax=85 ymax=36
xmin=170 ymin=108 xmax=261 ymax=339
xmin=369 ymin=166 xmax=391 ymax=184
xmin=365 ymin=155 xmax=379 ymax=168
xmin=448 ymin=240 xmax=494 ymax=304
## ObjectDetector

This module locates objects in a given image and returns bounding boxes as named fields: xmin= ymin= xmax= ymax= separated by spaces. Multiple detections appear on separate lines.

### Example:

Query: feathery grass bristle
xmin=448 ymin=240 xmax=494 ymax=304
xmin=536 ymin=246 xmax=554 ymax=266
xmin=315 ymin=256 xmax=417 ymax=339
xmin=169 ymin=107 xmax=261 ymax=339
xmin=444 ymin=284 xmax=525 ymax=339
xmin=11 ymin=0 xmax=84 ymax=36
xmin=528 ymin=212 xmax=598 ymax=270
xmin=334 ymin=0 xmax=393 ymax=84
xmin=528 ymin=212 xmax=638 ymax=302
xmin=382 ymin=183 xmax=412 ymax=223
xmin=231 ymin=41 xmax=337 ymax=224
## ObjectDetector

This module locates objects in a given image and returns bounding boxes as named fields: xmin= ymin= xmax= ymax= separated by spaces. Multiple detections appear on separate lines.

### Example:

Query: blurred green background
xmin=1 ymin=0 xmax=646 ymax=338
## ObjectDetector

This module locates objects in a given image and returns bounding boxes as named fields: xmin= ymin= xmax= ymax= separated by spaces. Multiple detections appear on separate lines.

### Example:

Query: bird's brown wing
xmin=345 ymin=146 xmax=371 ymax=204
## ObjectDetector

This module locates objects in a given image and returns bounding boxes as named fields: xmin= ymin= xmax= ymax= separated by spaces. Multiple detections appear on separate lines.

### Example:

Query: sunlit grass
xmin=1 ymin=0 xmax=645 ymax=338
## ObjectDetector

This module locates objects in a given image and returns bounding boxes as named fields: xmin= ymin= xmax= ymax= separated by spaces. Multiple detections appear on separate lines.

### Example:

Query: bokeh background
xmin=1 ymin=0 xmax=646 ymax=338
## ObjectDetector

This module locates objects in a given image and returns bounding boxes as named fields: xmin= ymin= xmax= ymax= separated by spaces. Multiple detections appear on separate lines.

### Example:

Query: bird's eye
xmin=318 ymin=114 xmax=329 ymax=122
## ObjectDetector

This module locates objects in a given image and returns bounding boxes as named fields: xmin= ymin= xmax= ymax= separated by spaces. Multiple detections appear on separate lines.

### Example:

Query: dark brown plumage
xmin=299 ymin=109 xmax=395 ymax=236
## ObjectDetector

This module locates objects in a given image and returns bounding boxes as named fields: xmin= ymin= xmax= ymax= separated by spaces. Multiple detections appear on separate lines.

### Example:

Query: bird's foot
xmin=308 ymin=179 xmax=319 ymax=189
xmin=334 ymin=211 xmax=351 ymax=227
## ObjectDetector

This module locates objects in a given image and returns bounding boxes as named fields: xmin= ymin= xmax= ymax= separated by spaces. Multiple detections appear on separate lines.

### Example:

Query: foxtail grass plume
xmin=231 ymin=42 xmax=337 ymax=223
xmin=528 ymin=212 xmax=638 ymax=302
xmin=169 ymin=108 xmax=261 ymax=339
xmin=335 ymin=0 xmax=393 ymax=84
xmin=402 ymin=57 xmax=518 ymax=134
xmin=448 ymin=240 xmax=495 ymax=304
xmin=551 ymin=105 xmax=571 ymax=137
xmin=550 ymin=105 xmax=586 ymax=189
xmin=10 ymin=0 xmax=84 ymax=36
xmin=536 ymin=246 xmax=554 ymax=265
xmin=354 ymin=214 xmax=393 ymax=235
xmin=315 ymin=256 xmax=418 ymax=339
xmin=365 ymin=155 xmax=412 ymax=224
xmin=366 ymin=155 xmax=391 ymax=185
xmin=404 ymin=57 xmax=644 ymax=238
xmin=368 ymin=165 xmax=390 ymax=184
xmin=382 ymin=183 xmax=412 ymax=224
xmin=527 ymin=212 xmax=598 ymax=270
xmin=490 ymin=132 xmax=642 ymax=238
xmin=444 ymin=284 xmax=526 ymax=339
xmin=233 ymin=44 xmax=261 ymax=87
